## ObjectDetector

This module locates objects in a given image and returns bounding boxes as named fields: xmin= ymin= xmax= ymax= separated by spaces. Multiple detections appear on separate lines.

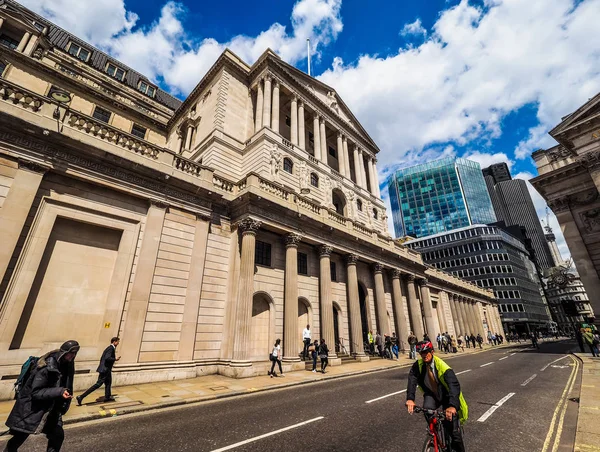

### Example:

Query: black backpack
xmin=14 ymin=356 xmax=39 ymax=399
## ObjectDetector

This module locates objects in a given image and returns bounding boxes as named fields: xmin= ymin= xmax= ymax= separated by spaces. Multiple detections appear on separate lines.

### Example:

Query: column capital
xmin=149 ymin=199 xmax=170 ymax=210
xmin=291 ymin=94 xmax=298 ymax=102
xmin=547 ymin=196 xmax=570 ymax=213
xmin=272 ymin=79 xmax=280 ymax=88
xmin=372 ymin=262 xmax=384 ymax=273
xmin=391 ymin=268 xmax=402 ymax=279
xmin=18 ymin=159 xmax=49 ymax=174
xmin=418 ymin=278 xmax=429 ymax=287
xmin=319 ymin=244 xmax=333 ymax=257
xmin=342 ymin=135 xmax=347 ymax=142
xmin=284 ymin=232 xmax=302 ymax=247
xmin=345 ymin=253 xmax=359 ymax=266
xmin=357 ymin=147 xmax=363 ymax=155
xmin=298 ymin=99 xmax=304 ymax=108
xmin=237 ymin=218 xmax=262 ymax=235
xmin=319 ymin=117 xmax=325 ymax=125
xmin=264 ymin=73 xmax=272 ymax=82
xmin=337 ymin=131 xmax=342 ymax=139
xmin=406 ymin=274 xmax=416 ymax=283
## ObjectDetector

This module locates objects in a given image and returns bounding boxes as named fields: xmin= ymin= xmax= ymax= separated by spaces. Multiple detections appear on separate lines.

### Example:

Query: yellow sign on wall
xmin=104 ymin=322 xmax=111 ymax=328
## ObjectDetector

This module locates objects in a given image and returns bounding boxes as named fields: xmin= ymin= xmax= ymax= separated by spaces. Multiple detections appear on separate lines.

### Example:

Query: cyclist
xmin=406 ymin=340 xmax=468 ymax=452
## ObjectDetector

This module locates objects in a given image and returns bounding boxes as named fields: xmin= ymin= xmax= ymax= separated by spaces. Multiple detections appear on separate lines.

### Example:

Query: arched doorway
xmin=332 ymin=188 xmax=347 ymax=216
xmin=298 ymin=298 xmax=312 ymax=355
xmin=250 ymin=293 xmax=272 ymax=360
xmin=358 ymin=284 xmax=370 ymax=344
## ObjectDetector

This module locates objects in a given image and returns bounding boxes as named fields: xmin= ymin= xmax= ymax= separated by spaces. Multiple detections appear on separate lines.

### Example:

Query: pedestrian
xmin=465 ymin=334 xmax=470 ymax=348
xmin=457 ymin=335 xmax=464 ymax=352
xmin=4 ymin=340 xmax=80 ymax=452
xmin=269 ymin=338 xmax=284 ymax=377
xmin=384 ymin=334 xmax=393 ymax=359
xmin=470 ymin=334 xmax=476 ymax=348
xmin=319 ymin=339 xmax=329 ymax=373
xmin=391 ymin=332 xmax=399 ymax=359
xmin=302 ymin=324 xmax=311 ymax=361
xmin=450 ymin=335 xmax=458 ymax=353
xmin=376 ymin=331 xmax=383 ymax=357
xmin=76 ymin=337 xmax=120 ymax=406
xmin=476 ymin=334 xmax=483 ymax=349
xmin=582 ymin=328 xmax=599 ymax=357
xmin=436 ymin=333 xmax=442 ymax=351
xmin=408 ymin=331 xmax=417 ymax=359
xmin=309 ymin=339 xmax=319 ymax=372
xmin=368 ymin=330 xmax=375 ymax=355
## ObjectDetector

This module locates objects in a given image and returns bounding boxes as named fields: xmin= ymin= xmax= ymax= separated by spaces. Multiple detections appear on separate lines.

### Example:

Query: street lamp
xmin=51 ymin=89 xmax=72 ymax=119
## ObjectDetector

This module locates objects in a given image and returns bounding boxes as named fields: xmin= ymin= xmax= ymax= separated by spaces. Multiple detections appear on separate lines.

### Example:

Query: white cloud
xmin=400 ymin=19 xmax=427 ymax=37
xmin=462 ymin=151 xmax=513 ymax=170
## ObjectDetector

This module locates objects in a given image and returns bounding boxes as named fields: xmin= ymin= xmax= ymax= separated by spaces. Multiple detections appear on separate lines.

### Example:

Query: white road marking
xmin=510 ymin=353 xmax=516 ymax=356
xmin=210 ymin=417 xmax=324 ymax=451
xmin=521 ymin=374 xmax=537 ymax=386
xmin=541 ymin=355 xmax=569 ymax=372
xmin=365 ymin=389 xmax=407 ymax=404
xmin=480 ymin=362 xmax=494 ymax=367
xmin=477 ymin=393 xmax=516 ymax=422
xmin=455 ymin=369 xmax=472 ymax=376
xmin=498 ymin=356 xmax=509 ymax=361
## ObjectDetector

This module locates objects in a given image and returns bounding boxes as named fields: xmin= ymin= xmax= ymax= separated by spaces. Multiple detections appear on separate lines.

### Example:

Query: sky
xmin=21 ymin=0 xmax=600 ymax=260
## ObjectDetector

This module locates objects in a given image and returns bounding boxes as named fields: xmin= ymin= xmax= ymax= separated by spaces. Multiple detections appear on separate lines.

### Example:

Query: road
xmin=1 ymin=340 xmax=581 ymax=452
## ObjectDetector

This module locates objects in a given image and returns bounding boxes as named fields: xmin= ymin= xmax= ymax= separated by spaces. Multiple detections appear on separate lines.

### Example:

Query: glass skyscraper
xmin=388 ymin=157 xmax=496 ymax=238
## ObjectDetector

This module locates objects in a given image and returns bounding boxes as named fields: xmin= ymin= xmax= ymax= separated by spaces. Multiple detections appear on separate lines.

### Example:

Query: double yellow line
xmin=541 ymin=355 xmax=579 ymax=452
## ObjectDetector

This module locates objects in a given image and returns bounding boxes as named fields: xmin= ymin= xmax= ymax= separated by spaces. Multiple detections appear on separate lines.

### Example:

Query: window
xmin=92 ymin=106 xmax=111 ymax=123
xmin=298 ymin=253 xmax=308 ymax=275
xmin=138 ymin=80 xmax=156 ymax=98
xmin=285 ymin=116 xmax=291 ymax=127
xmin=328 ymin=146 xmax=337 ymax=158
xmin=373 ymin=208 xmax=378 ymax=219
xmin=330 ymin=262 xmax=337 ymax=282
xmin=357 ymin=199 xmax=363 ymax=211
xmin=131 ymin=124 xmax=147 ymax=139
xmin=255 ymin=241 xmax=272 ymax=267
xmin=309 ymin=172 xmax=319 ymax=188
xmin=308 ymin=132 xmax=314 ymax=148
xmin=0 ymin=60 xmax=6 ymax=77
xmin=0 ymin=34 xmax=19 ymax=50
xmin=283 ymin=157 xmax=293 ymax=174
xmin=106 ymin=63 xmax=126 ymax=81
xmin=67 ymin=42 xmax=90 ymax=62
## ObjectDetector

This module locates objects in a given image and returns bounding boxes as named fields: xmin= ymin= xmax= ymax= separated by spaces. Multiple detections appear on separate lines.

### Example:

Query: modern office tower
xmin=406 ymin=224 xmax=552 ymax=334
xmin=388 ymin=158 xmax=496 ymax=238
xmin=483 ymin=164 xmax=554 ymax=270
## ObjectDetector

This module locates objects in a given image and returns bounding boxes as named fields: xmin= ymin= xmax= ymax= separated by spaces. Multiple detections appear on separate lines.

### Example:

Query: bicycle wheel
xmin=422 ymin=437 xmax=436 ymax=452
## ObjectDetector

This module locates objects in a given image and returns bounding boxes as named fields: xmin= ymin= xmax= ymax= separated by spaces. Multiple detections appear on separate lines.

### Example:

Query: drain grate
xmin=209 ymin=386 xmax=229 ymax=391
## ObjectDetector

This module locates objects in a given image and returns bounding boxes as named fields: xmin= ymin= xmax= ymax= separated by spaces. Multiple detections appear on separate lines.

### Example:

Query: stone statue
xmin=323 ymin=176 xmax=333 ymax=207
xmin=298 ymin=161 xmax=308 ymax=190
xmin=327 ymin=91 xmax=339 ymax=112
xmin=345 ymin=189 xmax=355 ymax=219
xmin=270 ymin=145 xmax=282 ymax=181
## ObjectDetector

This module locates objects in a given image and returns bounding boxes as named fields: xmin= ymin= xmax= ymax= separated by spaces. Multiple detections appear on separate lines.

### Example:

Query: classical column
xmin=367 ymin=157 xmax=376 ymax=196
xmin=465 ymin=300 xmax=478 ymax=337
xmin=320 ymin=118 xmax=327 ymax=163
xmin=346 ymin=254 xmax=366 ymax=356
xmin=0 ymin=160 xmax=46 ymax=284
xmin=184 ymin=124 xmax=194 ymax=150
xmin=313 ymin=114 xmax=322 ymax=161
xmin=373 ymin=263 xmax=389 ymax=335
xmin=255 ymin=80 xmax=264 ymax=131
xmin=336 ymin=133 xmax=345 ymax=177
xmin=262 ymin=75 xmax=272 ymax=129
xmin=342 ymin=136 xmax=350 ymax=179
xmin=406 ymin=275 xmax=424 ymax=339
xmin=319 ymin=245 xmax=336 ymax=358
xmin=271 ymin=80 xmax=280 ymax=133
xmin=458 ymin=298 xmax=470 ymax=335
xmin=16 ymin=32 xmax=30 ymax=52
xmin=0 ymin=18 xmax=4 ymax=30
xmin=352 ymin=145 xmax=362 ymax=186
xmin=290 ymin=96 xmax=298 ymax=145
xmin=419 ymin=279 xmax=438 ymax=339
xmin=496 ymin=307 xmax=504 ymax=333
xmin=283 ymin=233 xmax=301 ymax=362
xmin=298 ymin=101 xmax=305 ymax=150
xmin=178 ymin=214 xmax=210 ymax=361
xmin=436 ymin=294 xmax=448 ymax=334
xmin=391 ymin=269 xmax=409 ymax=351
xmin=372 ymin=158 xmax=381 ymax=198
xmin=473 ymin=302 xmax=484 ymax=337
xmin=449 ymin=295 xmax=461 ymax=336
xmin=232 ymin=218 xmax=261 ymax=364
xmin=120 ymin=201 xmax=167 ymax=364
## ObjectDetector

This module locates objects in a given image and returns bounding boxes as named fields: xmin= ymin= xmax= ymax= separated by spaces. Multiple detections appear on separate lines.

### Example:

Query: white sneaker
xmin=312 ymin=369 xmax=316 ymax=372
xmin=280 ymin=374 xmax=285 ymax=377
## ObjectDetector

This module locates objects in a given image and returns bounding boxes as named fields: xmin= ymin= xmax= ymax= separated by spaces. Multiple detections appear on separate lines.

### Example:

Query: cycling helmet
xmin=415 ymin=340 xmax=434 ymax=354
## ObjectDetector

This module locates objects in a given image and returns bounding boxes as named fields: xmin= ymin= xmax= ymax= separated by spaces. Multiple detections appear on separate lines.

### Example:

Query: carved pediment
xmin=550 ymin=92 xmax=600 ymax=139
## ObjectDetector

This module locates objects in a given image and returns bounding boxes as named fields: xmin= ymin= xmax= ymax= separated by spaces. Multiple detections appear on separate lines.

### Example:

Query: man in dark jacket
xmin=4 ymin=340 xmax=80 ymax=452
xmin=76 ymin=337 xmax=120 ymax=405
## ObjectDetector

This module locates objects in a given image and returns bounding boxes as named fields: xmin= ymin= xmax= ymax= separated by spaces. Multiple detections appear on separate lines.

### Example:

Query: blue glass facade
xmin=388 ymin=158 xmax=496 ymax=238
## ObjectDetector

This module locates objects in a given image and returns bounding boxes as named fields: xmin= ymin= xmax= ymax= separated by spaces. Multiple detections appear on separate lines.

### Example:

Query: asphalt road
xmin=1 ymin=340 xmax=581 ymax=452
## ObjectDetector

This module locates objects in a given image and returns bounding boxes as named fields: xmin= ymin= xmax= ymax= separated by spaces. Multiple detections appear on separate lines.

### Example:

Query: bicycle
xmin=413 ymin=406 xmax=456 ymax=452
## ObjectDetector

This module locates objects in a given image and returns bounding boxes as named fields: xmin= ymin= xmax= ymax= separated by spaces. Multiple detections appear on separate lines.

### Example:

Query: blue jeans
xmin=410 ymin=344 xmax=416 ymax=360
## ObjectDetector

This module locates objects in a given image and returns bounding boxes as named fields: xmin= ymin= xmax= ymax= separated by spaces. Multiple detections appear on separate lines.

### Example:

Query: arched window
xmin=283 ymin=157 xmax=293 ymax=174
xmin=310 ymin=173 xmax=319 ymax=187
xmin=372 ymin=208 xmax=378 ymax=219
xmin=356 ymin=199 xmax=363 ymax=212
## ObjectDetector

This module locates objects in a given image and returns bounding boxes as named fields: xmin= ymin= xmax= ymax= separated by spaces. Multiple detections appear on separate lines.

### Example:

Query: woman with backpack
xmin=319 ymin=339 xmax=329 ymax=373
xmin=268 ymin=338 xmax=284 ymax=377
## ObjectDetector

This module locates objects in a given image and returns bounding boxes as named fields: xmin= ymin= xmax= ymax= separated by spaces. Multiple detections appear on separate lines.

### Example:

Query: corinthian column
xmin=271 ymin=80 xmax=280 ymax=133
xmin=346 ymin=254 xmax=366 ymax=357
xmin=406 ymin=275 xmax=424 ymax=339
xmin=373 ymin=158 xmax=381 ymax=198
xmin=367 ymin=157 xmax=376 ymax=195
xmin=419 ymin=279 xmax=438 ymax=339
xmin=449 ymin=295 xmax=461 ymax=336
xmin=337 ymin=133 xmax=345 ymax=177
xmin=373 ymin=263 xmax=389 ymax=335
xmin=263 ymin=75 xmax=272 ymax=129
xmin=298 ymin=101 xmax=305 ymax=150
xmin=232 ymin=218 xmax=261 ymax=365
xmin=320 ymin=118 xmax=327 ymax=163
xmin=342 ymin=136 xmax=350 ymax=179
xmin=391 ymin=269 xmax=409 ymax=351
xmin=255 ymin=80 xmax=263 ymax=132
xmin=436 ymin=293 xmax=448 ymax=334
xmin=313 ymin=114 xmax=321 ymax=161
xmin=283 ymin=233 xmax=301 ymax=362
xmin=319 ymin=245 xmax=336 ymax=359
xmin=458 ymin=298 xmax=470 ymax=336
xmin=290 ymin=95 xmax=298 ymax=145
xmin=353 ymin=145 xmax=362 ymax=186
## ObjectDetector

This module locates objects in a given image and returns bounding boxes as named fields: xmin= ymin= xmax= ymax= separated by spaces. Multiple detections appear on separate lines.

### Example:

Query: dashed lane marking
xmin=521 ymin=374 xmax=537 ymax=386
xmin=455 ymin=369 xmax=472 ymax=376
xmin=477 ymin=393 xmax=516 ymax=422
xmin=365 ymin=389 xmax=406 ymax=404
xmin=541 ymin=355 xmax=569 ymax=372
xmin=210 ymin=417 xmax=324 ymax=451
xmin=498 ymin=356 xmax=509 ymax=361
xmin=480 ymin=362 xmax=494 ymax=367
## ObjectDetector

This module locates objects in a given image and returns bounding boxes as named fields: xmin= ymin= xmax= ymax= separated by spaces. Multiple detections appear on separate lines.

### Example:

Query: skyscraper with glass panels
xmin=388 ymin=157 xmax=496 ymax=238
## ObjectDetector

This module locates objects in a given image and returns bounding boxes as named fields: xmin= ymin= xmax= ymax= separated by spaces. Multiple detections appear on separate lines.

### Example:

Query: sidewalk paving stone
xmin=574 ymin=353 xmax=600 ymax=452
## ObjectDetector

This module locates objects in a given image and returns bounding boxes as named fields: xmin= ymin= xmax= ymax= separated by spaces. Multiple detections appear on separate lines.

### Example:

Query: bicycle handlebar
xmin=413 ymin=407 xmax=447 ymax=419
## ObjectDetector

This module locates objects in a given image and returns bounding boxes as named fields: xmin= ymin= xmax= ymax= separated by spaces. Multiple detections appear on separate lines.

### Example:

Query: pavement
xmin=574 ymin=352 xmax=600 ymax=452
xmin=0 ymin=339 xmax=581 ymax=452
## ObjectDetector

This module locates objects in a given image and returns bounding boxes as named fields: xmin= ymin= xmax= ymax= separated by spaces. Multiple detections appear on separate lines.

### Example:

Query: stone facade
xmin=0 ymin=0 xmax=496 ymax=398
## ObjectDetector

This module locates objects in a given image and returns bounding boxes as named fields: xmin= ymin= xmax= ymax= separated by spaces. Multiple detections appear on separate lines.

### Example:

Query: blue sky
xmin=22 ymin=0 xmax=600 ymax=257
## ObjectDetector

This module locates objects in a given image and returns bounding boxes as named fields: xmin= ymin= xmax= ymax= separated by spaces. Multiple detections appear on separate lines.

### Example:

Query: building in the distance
xmin=388 ymin=158 xmax=497 ymax=239
xmin=406 ymin=224 xmax=552 ymax=334
xmin=483 ymin=163 xmax=554 ymax=271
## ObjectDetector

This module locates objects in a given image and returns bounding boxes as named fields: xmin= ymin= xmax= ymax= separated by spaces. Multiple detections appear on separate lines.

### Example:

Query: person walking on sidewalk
xmin=408 ymin=331 xmax=418 ymax=359
xmin=77 ymin=337 xmax=120 ymax=406
xmin=476 ymin=334 xmax=483 ymax=349
xmin=582 ymin=328 xmax=599 ymax=357
xmin=368 ymin=330 xmax=375 ymax=355
xmin=319 ymin=339 xmax=329 ymax=373
xmin=310 ymin=340 xmax=319 ymax=372
xmin=376 ymin=331 xmax=383 ymax=357
xmin=269 ymin=339 xmax=284 ymax=377
xmin=4 ymin=340 xmax=80 ymax=452
xmin=302 ymin=324 xmax=312 ymax=361
xmin=470 ymin=334 xmax=476 ymax=348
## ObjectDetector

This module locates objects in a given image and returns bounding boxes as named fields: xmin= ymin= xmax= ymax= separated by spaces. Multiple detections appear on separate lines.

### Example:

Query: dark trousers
xmin=269 ymin=356 xmax=283 ymax=375
xmin=302 ymin=339 xmax=311 ymax=360
xmin=79 ymin=371 xmax=112 ymax=401
xmin=4 ymin=425 xmax=64 ymax=452
xmin=423 ymin=394 xmax=465 ymax=452
xmin=321 ymin=356 xmax=328 ymax=372
xmin=311 ymin=352 xmax=318 ymax=371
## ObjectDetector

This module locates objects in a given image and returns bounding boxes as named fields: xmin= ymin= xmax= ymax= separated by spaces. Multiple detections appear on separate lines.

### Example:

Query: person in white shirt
xmin=268 ymin=338 xmax=283 ymax=377
xmin=302 ymin=325 xmax=311 ymax=361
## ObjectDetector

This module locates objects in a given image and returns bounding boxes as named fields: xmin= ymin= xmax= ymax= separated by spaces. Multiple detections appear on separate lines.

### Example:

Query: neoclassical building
xmin=532 ymin=91 xmax=600 ymax=325
xmin=0 ymin=0 xmax=497 ymax=397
